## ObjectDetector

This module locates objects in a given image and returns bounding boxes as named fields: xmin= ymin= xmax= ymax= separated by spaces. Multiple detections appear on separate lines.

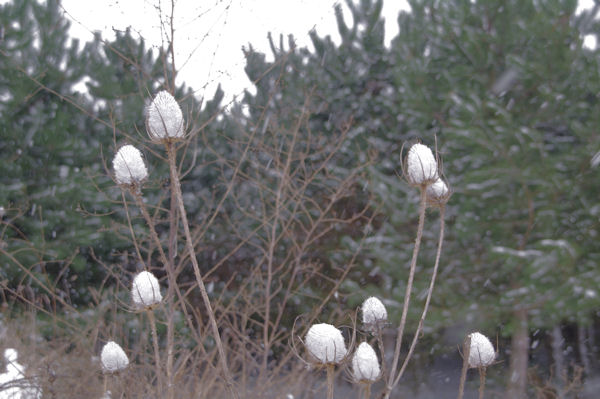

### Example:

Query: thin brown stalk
xmin=132 ymin=192 xmax=179 ymax=399
xmin=376 ymin=327 xmax=387 ymax=381
xmin=478 ymin=366 xmax=487 ymax=399
xmin=120 ymin=191 xmax=144 ymax=265
xmin=394 ymin=204 xmax=446 ymax=386
xmin=327 ymin=364 xmax=336 ymax=399
xmin=383 ymin=187 xmax=428 ymax=399
xmin=169 ymin=0 xmax=176 ymax=91
xmin=165 ymin=141 xmax=238 ymax=398
xmin=364 ymin=383 xmax=372 ymax=399
xmin=147 ymin=309 xmax=163 ymax=395
xmin=457 ymin=335 xmax=472 ymax=399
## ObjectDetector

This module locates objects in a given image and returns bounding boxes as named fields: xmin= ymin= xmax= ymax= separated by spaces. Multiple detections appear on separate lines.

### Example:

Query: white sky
xmin=60 ymin=0 xmax=409 ymax=105
xmin=4 ymin=0 xmax=594 ymax=105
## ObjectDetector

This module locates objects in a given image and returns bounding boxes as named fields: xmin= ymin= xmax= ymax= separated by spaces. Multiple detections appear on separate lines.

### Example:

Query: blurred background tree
xmin=239 ymin=0 xmax=600 ymax=396
xmin=0 ymin=0 xmax=212 ymax=306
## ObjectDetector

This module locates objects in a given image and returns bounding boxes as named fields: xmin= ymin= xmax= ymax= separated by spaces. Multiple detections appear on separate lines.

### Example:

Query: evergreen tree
xmin=239 ymin=0 xmax=600 ymax=396
xmin=0 ymin=0 xmax=111 ymax=304
xmin=0 ymin=0 xmax=218 ymax=305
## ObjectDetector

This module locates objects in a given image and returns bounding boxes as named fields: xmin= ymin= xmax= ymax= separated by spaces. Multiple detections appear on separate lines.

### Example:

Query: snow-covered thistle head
xmin=131 ymin=271 xmax=162 ymax=310
xmin=468 ymin=332 xmax=495 ymax=368
xmin=146 ymin=90 xmax=185 ymax=142
xmin=352 ymin=342 xmax=380 ymax=383
xmin=4 ymin=348 xmax=18 ymax=363
xmin=112 ymin=145 xmax=148 ymax=187
xmin=406 ymin=143 xmax=438 ymax=186
xmin=305 ymin=323 xmax=347 ymax=364
xmin=100 ymin=341 xmax=129 ymax=373
xmin=361 ymin=297 xmax=387 ymax=331
xmin=426 ymin=177 xmax=450 ymax=206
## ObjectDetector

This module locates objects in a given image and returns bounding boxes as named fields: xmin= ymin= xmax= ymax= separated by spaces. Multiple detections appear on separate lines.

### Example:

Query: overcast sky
xmin=60 ymin=0 xmax=409 ymax=105
xmin=58 ymin=0 xmax=596 ymax=105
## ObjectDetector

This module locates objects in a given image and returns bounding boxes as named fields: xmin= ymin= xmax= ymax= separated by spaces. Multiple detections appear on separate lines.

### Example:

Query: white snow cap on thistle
xmin=426 ymin=177 xmax=450 ymax=205
xmin=305 ymin=323 xmax=347 ymax=364
xmin=131 ymin=271 xmax=162 ymax=310
xmin=468 ymin=332 xmax=495 ymax=368
xmin=100 ymin=341 xmax=129 ymax=373
xmin=406 ymin=143 xmax=438 ymax=186
xmin=146 ymin=90 xmax=185 ymax=142
xmin=352 ymin=342 xmax=381 ymax=383
xmin=361 ymin=297 xmax=387 ymax=331
xmin=112 ymin=145 xmax=148 ymax=186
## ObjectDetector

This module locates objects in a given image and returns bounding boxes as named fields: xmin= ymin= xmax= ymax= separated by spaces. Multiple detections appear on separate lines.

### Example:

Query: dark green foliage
xmin=239 ymin=0 xmax=600 ymax=336
xmin=0 ymin=0 xmax=109 ymax=301
xmin=0 ymin=0 xmax=212 ymax=304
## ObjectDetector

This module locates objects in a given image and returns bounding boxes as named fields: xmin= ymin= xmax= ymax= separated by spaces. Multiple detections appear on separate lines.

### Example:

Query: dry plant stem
xmin=169 ymin=0 xmax=176 ymax=91
xmin=124 ymin=190 xmax=170 ymax=396
xmin=326 ymin=364 xmax=335 ymax=399
xmin=132 ymin=192 xmax=179 ymax=399
xmin=457 ymin=335 xmax=472 ymax=399
xmin=394 ymin=205 xmax=446 ymax=386
xmin=383 ymin=187 xmax=428 ymax=399
xmin=165 ymin=141 xmax=237 ymax=398
xmin=147 ymin=309 xmax=163 ymax=395
xmin=478 ymin=367 xmax=486 ymax=399
xmin=121 ymin=191 xmax=144 ymax=264
xmin=376 ymin=329 xmax=387 ymax=380
xmin=364 ymin=383 xmax=372 ymax=399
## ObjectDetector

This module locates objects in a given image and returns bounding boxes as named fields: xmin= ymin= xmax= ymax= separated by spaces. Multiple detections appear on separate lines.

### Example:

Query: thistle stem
xmin=457 ymin=335 xmax=471 ymax=399
xmin=383 ymin=187 xmax=428 ymax=398
xmin=165 ymin=141 xmax=237 ymax=398
xmin=478 ymin=367 xmax=486 ymax=399
xmin=376 ymin=327 xmax=387 ymax=381
xmin=133 ymin=192 xmax=178 ymax=399
xmin=364 ymin=383 xmax=371 ymax=399
xmin=393 ymin=205 xmax=446 ymax=386
xmin=326 ymin=364 xmax=335 ymax=399
xmin=147 ymin=309 xmax=162 ymax=395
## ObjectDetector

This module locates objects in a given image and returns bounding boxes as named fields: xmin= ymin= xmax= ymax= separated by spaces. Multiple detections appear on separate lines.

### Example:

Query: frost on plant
xmin=305 ymin=323 xmax=347 ymax=364
xmin=361 ymin=296 xmax=387 ymax=330
xmin=406 ymin=143 xmax=438 ymax=186
xmin=131 ymin=271 xmax=162 ymax=309
xmin=352 ymin=342 xmax=380 ymax=383
xmin=468 ymin=332 xmax=495 ymax=368
xmin=146 ymin=90 xmax=185 ymax=141
xmin=426 ymin=178 xmax=449 ymax=200
xmin=426 ymin=177 xmax=450 ymax=206
xmin=112 ymin=145 xmax=148 ymax=186
xmin=100 ymin=341 xmax=129 ymax=373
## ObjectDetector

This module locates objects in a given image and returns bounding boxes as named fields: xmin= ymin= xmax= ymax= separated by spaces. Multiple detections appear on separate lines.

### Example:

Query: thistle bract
xmin=406 ymin=143 xmax=438 ymax=185
xmin=131 ymin=271 xmax=162 ymax=309
xmin=146 ymin=90 xmax=184 ymax=141
xmin=468 ymin=332 xmax=495 ymax=368
xmin=352 ymin=342 xmax=380 ymax=382
xmin=305 ymin=323 xmax=347 ymax=364
xmin=101 ymin=341 xmax=129 ymax=373
xmin=112 ymin=145 xmax=148 ymax=186
xmin=361 ymin=297 xmax=387 ymax=327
